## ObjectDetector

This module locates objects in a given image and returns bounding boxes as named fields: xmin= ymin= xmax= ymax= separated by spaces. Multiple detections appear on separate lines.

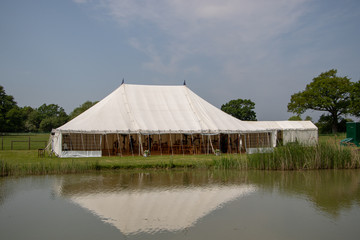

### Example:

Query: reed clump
xmin=212 ymin=155 xmax=247 ymax=170
xmin=0 ymin=159 xmax=99 ymax=177
xmin=248 ymin=142 xmax=359 ymax=170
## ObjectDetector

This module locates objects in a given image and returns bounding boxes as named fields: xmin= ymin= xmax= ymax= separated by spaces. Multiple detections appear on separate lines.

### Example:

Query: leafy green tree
xmin=304 ymin=116 xmax=313 ymax=122
xmin=37 ymin=104 xmax=68 ymax=132
xmin=5 ymin=106 xmax=27 ymax=132
xmin=20 ymin=106 xmax=35 ymax=132
xmin=0 ymin=85 xmax=19 ymax=132
xmin=316 ymin=114 xmax=353 ymax=134
xmin=288 ymin=115 xmax=302 ymax=121
xmin=69 ymin=101 xmax=98 ymax=119
xmin=288 ymin=69 xmax=353 ymax=133
xmin=27 ymin=104 xmax=68 ymax=132
xmin=350 ymin=80 xmax=360 ymax=117
xmin=221 ymin=99 xmax=257 ymax=121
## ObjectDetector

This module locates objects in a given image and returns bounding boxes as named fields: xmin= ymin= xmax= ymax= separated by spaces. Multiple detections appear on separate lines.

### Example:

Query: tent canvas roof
xmin=56 ymin=84 xmax=317 ymax=134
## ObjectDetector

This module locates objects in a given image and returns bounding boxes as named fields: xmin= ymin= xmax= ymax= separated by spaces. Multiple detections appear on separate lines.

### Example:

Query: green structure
xmin=341 ymin=122 xmax=360 ymax=146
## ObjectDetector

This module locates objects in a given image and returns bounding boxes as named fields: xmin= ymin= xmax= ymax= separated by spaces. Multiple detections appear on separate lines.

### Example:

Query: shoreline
xmin=1 ymin=141 xmax=359 ymax=177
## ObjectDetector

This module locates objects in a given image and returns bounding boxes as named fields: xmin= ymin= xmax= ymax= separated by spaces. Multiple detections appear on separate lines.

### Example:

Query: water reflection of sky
xmin=67 ymin=185 xmax=256 ymax=235
xmin=1 ymin=170 xmax=360 ymax=240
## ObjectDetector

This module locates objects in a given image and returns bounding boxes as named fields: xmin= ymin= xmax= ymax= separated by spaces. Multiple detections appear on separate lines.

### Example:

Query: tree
xmin=221 ymin=99 xmax=257 ymax=121
xmin=0 ymin=85 xmax=19 ymax=132
xmin=350 ymin=80 xmax=360 ymax=117
xmin=288 ymin=69 xmax=353 ymax=133
xmin=5 ymin=106 xmax=27 ymax=132
xmin=288 ymin=115 xmax=302 ymax=121
xmin=316 ymin=114 xmax=353 ymax=134
xmin=37 ymin=104 xmax=68 ymax=132
xmin=304 ymin=116 xmax=313 ymax=122
xmin=69 ymin=101 xmax=98 ymax=119
xmin=27 ymin=104 xmax=69 ymax=132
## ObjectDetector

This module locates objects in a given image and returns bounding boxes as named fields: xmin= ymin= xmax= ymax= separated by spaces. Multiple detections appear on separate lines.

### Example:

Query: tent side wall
xmin=282 ymin=129 xmax=318 ymax=145
xmin=51 ymin=131 xmax=102 ymax=158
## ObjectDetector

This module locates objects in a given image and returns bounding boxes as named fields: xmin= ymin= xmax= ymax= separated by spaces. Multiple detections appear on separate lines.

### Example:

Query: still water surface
xmin=1 ymin=169 xmax=360 ymax=239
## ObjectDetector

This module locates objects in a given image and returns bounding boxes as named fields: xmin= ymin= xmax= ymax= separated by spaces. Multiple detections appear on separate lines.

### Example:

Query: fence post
xmin=28 ymin=136 xmax=31 ymax=150
xmin=1 ymin=136 xmax=3 ymax=150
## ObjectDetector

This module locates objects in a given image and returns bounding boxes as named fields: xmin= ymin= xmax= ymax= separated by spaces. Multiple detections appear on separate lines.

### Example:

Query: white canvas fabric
xmin=51 ymin=84 xmax=318 ymax=157
xmin=57 ymin=84 xmax=253 ymax=134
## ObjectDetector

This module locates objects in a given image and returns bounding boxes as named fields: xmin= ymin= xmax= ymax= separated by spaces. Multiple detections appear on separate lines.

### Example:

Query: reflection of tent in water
xmin=50 ymin=83 xmax=317 ymax=157
xmin=68 ymin=185 xmax=256 ymax=234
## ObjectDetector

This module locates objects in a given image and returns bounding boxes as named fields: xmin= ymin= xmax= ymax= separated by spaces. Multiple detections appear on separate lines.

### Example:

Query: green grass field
xmin=0 ymin=133 xmax=49 ymax=150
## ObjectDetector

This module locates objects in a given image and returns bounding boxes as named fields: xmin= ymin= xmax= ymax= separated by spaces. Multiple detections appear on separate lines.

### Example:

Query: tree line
xmin=221 ymin=69 xmax=360 ymax=134
xmin=0 ymin=85 xmax=96 ymax=133
xmin=1 ymin=69 xmax=359 ymax=134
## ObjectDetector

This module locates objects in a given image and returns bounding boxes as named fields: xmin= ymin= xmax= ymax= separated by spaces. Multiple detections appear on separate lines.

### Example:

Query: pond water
xmin=1 ymin=169 xmax=360 ymax=240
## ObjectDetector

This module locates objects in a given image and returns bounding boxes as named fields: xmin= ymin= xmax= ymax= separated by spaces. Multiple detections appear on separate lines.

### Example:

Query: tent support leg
xmin=191 ymin=134 xmax=195 ymax=155
xmin=201 ymin=134 xmax=205 ymax=154
xmin=181 ymin=134 xmax=184 ymax=155
xmin=117 ymin=133 xmax=122 ymax=157
xmin=209 ymin=135 xmax=215 ymax=154
xmin=106 ymin=134 xmax=110 ymax=157
xmin=129 ymin=134 xmax=134 ymax=157
xmin=159 ymin=133 xmax=162 ymax=156
xmin=218 ymin=134 xmax=221 ymax=153
xmin=170 ymin=133 xmax=174 ymax=156
xmin=138 ymin=134 xmax=143 ymax=156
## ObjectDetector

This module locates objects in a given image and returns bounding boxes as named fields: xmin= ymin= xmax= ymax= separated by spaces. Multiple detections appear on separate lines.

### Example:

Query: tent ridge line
xmin=121 ymin=84 xmax=140 ymax=131
xmin=183 ymin=86 xmax=205 ymax=131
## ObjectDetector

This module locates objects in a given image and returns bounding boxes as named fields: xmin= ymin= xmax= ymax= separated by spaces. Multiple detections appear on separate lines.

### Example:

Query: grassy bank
xmin=0 ymin=150 xmax=249 ymax=176
xmin=0 ymin=134 xmax=358 ymax=176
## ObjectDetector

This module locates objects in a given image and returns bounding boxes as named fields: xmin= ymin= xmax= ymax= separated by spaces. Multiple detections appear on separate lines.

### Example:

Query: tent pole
xmin=93 ymin=134 xmax=96 ymax=152
xmin=106 ymin=134 xmax=110 ymax=157
xmin=81 ymin=133 xmax=85 ymax=152
xmin=159 ymin=133 xmax=162 ymax=156
xmin=191 ymin=134 xmax=195 ymax=155
xmin=247 ymin=134 xmax=250 ymax=152
xmin=207 ymin=135 xmax=209 ymax=155
xmin=209 ymin=135 xmax=215 ymax=154
xmin=228 ymin=134 xmax=230 ymax=154
xmin=201 ymin=134 xmax=205 ymax=154
xmin=100 ymin=135 xmax=102 ymax=154
xmin=129 ymin=133 xmax=134 ymax=157
xmin=239 ymin=134 xmax=242 ymax=154
xmin=170 ymin=132 xmax=174 ymax=156
xmin=138 ymin=134 xmax=143 ymax=156
xmin=117 ymin=133 xmax=122 ymax=157
xmin=181 ymin=134 xmax=184 ymax=156
xmin=218 ymin=134 xmax=221 ymax=153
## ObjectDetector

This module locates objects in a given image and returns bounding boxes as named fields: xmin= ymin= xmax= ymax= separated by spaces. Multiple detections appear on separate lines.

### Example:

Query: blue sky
xmin=1 ymin=0 xmax=359 ymax=121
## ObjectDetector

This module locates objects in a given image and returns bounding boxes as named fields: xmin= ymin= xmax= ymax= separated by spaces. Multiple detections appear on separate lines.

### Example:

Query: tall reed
xmin=247 ymin=142 xmax=359 ymax=170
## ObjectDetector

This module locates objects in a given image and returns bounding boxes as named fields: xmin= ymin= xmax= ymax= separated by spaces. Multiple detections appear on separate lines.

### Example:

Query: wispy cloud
xmin=76 ymin=0 xmax=310 ymax=74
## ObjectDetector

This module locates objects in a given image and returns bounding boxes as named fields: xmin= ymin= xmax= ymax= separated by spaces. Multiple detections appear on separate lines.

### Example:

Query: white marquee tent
xmin=51 ymin=84 xmax=317 ymax=157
